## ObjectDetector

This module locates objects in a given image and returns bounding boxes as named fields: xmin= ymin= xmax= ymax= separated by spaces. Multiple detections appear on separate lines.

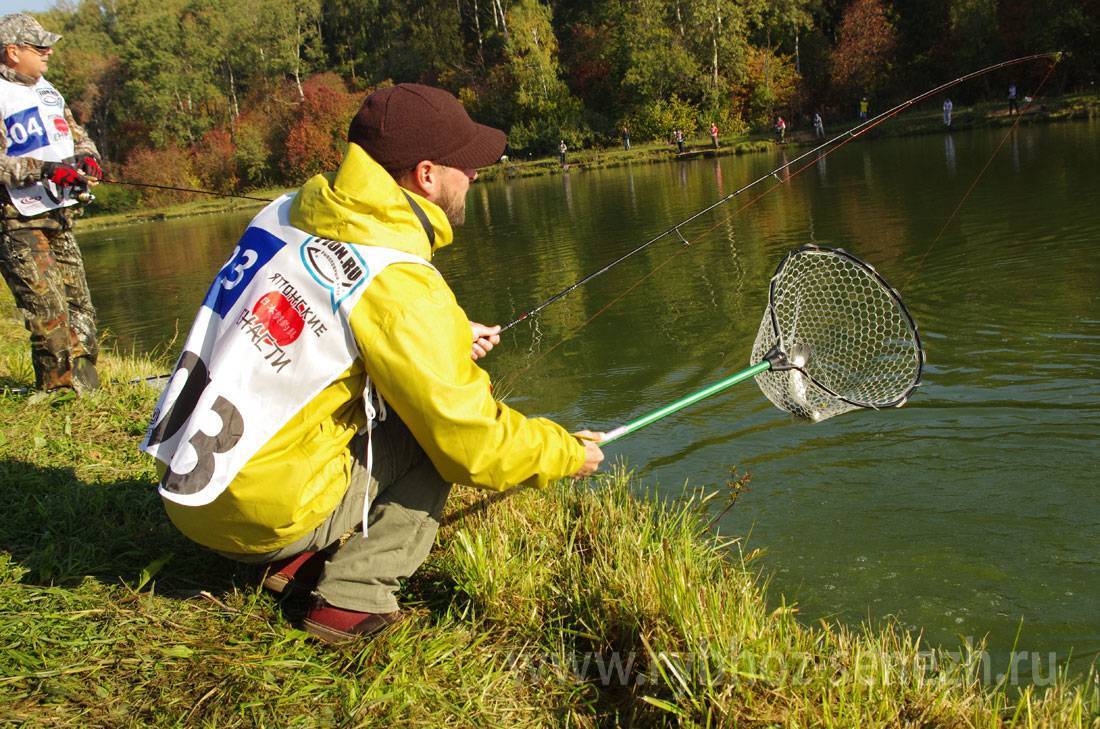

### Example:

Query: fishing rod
xmin=117 ymin=53 xmax=1056 ymax=392
xmin=499 ymin=51 xmax=1062 ymax=333
xmin=102 ymin=178 xmax=275 ymax=203
xmin=446 ymin=244 xmax=924 ymax=525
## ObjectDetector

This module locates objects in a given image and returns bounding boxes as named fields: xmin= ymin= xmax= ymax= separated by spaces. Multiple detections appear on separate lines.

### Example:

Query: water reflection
xmin=778 ymin=152 xmax=791 ymax=183
xmin=626 ymin=166 xmax=638 ymax=216
xmin=502 ymin=176 xmax=514 ymax=218
xmin=944 ymin=133 xmax=956 ymax=176
xmin=816 ymin=150 xmax=828 ymax=182
xmin=1011 ymin=129 xmax=1020 ymax=174
xmin=1022 ymin=127 xmax=1036 ymax=163
xmin=478 ymin=185 xmax=491 ymax=226
xmin=562 ymin=171 xmax=575 ymax=217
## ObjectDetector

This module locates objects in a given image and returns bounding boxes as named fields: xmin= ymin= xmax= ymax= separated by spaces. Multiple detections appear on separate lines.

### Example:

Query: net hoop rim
xmin=766 ymin=244 xmax=925 ymax=410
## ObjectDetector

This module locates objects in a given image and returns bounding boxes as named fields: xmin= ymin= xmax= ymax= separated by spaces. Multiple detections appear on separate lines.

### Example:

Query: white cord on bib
xmin=359 ymin=377 xmax=387 ymax=537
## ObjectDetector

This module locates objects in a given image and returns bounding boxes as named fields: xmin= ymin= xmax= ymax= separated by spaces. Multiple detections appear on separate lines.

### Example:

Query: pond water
xmin=78 ymin=119 xmax=1100 ymax=677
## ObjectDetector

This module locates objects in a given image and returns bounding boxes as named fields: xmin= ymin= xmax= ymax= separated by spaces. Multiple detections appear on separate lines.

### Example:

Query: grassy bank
xmin=77 ymin=91 xmax=1100 ymax=233
xmin=1 ymin=296 xmax=1098 ymax=726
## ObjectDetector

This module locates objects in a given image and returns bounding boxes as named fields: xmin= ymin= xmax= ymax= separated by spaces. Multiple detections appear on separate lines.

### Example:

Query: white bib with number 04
xmin=0 ymin=76 xmax=78 ymax=216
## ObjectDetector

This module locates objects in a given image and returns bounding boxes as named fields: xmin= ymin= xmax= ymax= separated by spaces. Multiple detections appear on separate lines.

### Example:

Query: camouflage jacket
xmin=0 ymin=64 xmax=99 ymax=226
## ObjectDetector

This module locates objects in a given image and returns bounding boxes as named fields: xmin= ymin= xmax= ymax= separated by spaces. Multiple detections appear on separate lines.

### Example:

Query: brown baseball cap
xmin=348 ymin=83 xmax=506 ymax=173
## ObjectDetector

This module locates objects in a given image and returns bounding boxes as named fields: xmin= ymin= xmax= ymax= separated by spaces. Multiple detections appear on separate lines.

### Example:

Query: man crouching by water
xmin=141 ymin=84 xmax=604 ymax=643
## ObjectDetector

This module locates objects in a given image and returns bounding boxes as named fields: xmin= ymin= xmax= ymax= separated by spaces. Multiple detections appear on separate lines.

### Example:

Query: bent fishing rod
xmin=445 ymin=244 xmax=925 ymax=525
xmin=120 ymin=52 xmax=1056 ymax=392
xmin=499 ymin=51 xmax=1061 ymax=333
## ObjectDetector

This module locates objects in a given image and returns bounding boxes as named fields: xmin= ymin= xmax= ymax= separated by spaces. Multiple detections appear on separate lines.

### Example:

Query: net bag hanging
xmin=750 ymin=245 xmax=924 ymax=423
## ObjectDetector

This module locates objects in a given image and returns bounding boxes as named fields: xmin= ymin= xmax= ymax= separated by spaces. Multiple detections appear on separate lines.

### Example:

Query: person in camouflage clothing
xmin=0 ymin=13 xmax=102 ymax=393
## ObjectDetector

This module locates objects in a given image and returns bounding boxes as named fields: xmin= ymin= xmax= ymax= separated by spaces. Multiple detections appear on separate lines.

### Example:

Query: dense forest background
xmin=36 ymin=0 xmax=1098 ymax=201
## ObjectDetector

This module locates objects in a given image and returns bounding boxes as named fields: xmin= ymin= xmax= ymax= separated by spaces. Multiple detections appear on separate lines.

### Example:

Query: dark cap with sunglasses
xmin=0 ymin=14 xmax=62 ymax=48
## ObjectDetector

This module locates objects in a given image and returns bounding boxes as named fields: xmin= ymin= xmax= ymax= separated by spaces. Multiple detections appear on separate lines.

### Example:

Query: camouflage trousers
xmin=0 ymin=214 xmax=99 ymax=392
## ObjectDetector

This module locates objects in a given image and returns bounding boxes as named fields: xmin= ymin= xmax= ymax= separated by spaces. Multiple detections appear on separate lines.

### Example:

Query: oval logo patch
xmin=36 ymin=88 xmax=63 ymax=106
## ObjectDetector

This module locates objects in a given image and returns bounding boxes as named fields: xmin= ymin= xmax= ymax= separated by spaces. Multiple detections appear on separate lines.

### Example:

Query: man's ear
xmin=401 ymin=160 xmax=439 ymax=201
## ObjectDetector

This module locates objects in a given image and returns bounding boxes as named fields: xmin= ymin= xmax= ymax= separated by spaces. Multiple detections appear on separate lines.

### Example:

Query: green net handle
xmin=601 ymin=361 xmax=772 ymax=444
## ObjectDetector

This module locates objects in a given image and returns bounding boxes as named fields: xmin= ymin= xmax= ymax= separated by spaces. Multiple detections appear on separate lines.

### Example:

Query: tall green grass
xmin=1 ymin=295 xmax=1097 ymax=726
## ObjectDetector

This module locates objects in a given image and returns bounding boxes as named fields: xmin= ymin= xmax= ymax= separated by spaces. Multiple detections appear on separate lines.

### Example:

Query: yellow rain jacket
xmin=164 ymin=145 xmax=585 ymax=553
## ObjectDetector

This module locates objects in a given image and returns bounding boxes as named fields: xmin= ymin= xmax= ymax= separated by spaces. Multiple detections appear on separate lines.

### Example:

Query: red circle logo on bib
xmin=253 ymin=292 xmax=304 ymax=346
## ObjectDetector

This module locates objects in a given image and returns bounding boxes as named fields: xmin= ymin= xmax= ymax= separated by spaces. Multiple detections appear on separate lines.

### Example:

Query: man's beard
xmin=438 ymin=179 xmax=466 ymax=226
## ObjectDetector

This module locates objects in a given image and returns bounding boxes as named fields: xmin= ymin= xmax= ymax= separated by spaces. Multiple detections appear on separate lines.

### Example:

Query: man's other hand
xmin=40 ymin=161 xmax=85 ymax=188
xmin=75 ymin=154 xmax=104 ymax=181
xmin=470 ymin=321 xmax=501 ymax=360
xmin=571 ymin=430 xmax=605 ymax=478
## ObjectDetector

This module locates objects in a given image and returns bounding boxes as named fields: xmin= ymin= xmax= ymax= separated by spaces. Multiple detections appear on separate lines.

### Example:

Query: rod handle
xmin=601 ymin=361 xmax=772 ymax=444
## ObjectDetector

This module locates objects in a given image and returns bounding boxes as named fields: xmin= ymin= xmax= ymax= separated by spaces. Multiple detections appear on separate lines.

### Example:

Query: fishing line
xmin=452 ymin=244 xmax=925 ymax=526
xmin=496 ymin=107 xmax=890 ymax=390
xmin=497 ymin=141 xmax=832 ymax=392
xmin=499 ymin=53 xmax=1061 ymax=335
xmin=495 ymin=72 xmax=955 ymax=393
xmin=528 ymin=315 xmax=544 ymax=354
xmin=497 ymin=138 xmax=887 ymax=392
xmin=102 ymin=178 xmax=275 ymax=203
xmin=496 ymin=244 xmax=695 ymax=396
xmin=497 ymin=53 xmax=1061 ymax=392
xmin=907 ymin=59 xmax=1060 ymax=282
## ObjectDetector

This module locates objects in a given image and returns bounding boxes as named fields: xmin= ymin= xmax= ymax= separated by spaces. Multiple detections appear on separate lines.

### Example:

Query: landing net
xmin=750 ymin=246 xmax=924 ymax=422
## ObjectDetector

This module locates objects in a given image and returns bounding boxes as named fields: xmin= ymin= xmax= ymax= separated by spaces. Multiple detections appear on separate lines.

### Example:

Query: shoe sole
xmin=302 ymin=613 xmax=403 ymax=644
xmin=262 ymin=573 xmax=291 ymax=594
xmin=261 ymin=551 xmax=325 ymax=595
xmin=302 ymin=618 xmax=357 ymax=644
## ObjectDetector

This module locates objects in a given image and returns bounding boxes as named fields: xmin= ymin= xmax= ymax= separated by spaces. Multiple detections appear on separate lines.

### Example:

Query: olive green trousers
xmin=221 ymin=414 xmax=451 ymax=613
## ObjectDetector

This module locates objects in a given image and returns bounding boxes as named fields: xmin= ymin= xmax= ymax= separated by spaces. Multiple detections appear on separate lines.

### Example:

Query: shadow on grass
xmin=0 ymin=458 xmax=238 ymax=593
xmin=0 ymin=458 xmax=468 ymax=628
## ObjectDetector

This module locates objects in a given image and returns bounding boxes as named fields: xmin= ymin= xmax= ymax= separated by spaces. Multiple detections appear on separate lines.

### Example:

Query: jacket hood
xmin=289 ymin=143 xmax=453 ymax=260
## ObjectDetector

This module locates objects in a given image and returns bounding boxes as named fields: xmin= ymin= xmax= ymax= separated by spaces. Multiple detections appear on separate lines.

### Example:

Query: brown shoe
xmin=302 ymin=600 xmax=403 ymax=644
xmin=261 ymin=551 xmax=326 ymax=594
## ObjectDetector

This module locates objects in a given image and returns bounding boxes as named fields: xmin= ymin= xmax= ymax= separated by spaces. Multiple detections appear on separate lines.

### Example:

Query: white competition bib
xmin=141 ymin=195 xmax=433 ymax=507
xmin=1 ymin=77 xmax=78 ymax=216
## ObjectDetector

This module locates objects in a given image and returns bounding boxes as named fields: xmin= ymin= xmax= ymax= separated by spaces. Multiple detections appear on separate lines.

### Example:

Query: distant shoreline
xmin=79 ymin=92 xmax=1098 ymax=234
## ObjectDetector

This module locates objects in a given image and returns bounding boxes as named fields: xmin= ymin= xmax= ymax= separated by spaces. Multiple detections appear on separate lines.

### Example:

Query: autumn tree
xmin=503 ymin=0 xmax=585 ymax=151
xmin=829 ymin=0 xmax=897 ymax=100
xmin=320 ymin=0 xmax=466 ymax=86
xmin=224 ymin=0 xmax=324 ymax=110
xmin=110 ymin=0 xmax=229 ymax=148
xmin=948 ymin=0 xmax=1000 ymax=84
xmin=738 ymin=46 xmax=801 ymax=127
xmin=41 ymin=0 xmax=123 ymax=159
xmin=619 ymin=0 xmax=702 ymax=102
xmin=29 ymin=0 xmax=1100 ymax=206
xmin=281 ymin=74 xmax=361 ymax=181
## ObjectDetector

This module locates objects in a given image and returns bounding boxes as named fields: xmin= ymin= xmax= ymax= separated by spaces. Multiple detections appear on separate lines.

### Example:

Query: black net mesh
xmin=750 ymin=246 xmax=923 ymax=422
